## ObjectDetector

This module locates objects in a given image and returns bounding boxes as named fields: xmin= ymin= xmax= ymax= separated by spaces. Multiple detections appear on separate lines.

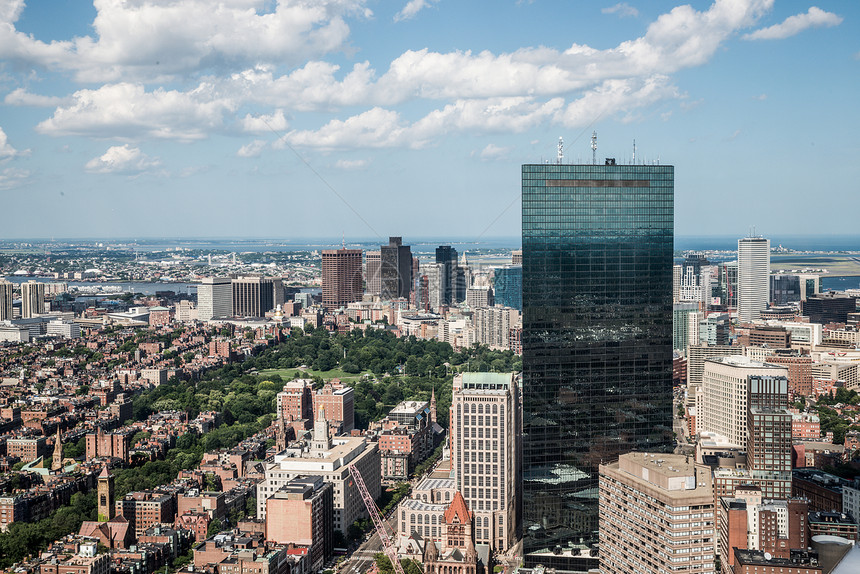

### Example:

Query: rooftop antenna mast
xmin=591 ymin=131 xmax=598 ymax=165
xmin=632 ymin=139 xmax=636 ymax=164
xmin=557 ymin=137 xmax=564 ymax=164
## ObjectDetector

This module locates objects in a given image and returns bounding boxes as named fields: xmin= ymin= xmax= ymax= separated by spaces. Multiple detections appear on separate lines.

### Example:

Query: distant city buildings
xmin=197 ymin=277 xmax=232 ymax=321
xmin=21 ymin=280 xmax=45 ymax=318
xmin=380 ymin=237 xmax=413 ymax=301
xmin=232 ymin=275 xmax=281 ymax=318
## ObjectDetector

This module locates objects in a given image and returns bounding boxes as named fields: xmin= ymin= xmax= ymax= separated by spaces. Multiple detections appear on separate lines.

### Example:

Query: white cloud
xmin=37 ymin=83 xmax=237 ymax=141
xmin=479 ymin=144 xmax=511 ymax=160
xmin=0 ymin=167 xmax=30 ymax=190
xmin=241 ymin=110 xmax=288 ymax=134
xmin=0 ymin=0 xmax=370 ymax=83
xmin=287 ymin=108 xmax=408 ymax=149
xmin=0 ymin=127 xmax=29 ymax=162
xmin=744 ymin=6 xmax=842 ymax=40
xmin=395 ymin=0 xmax=437 ymax=22
xmin=556 ymin=76 xmax=679 ymax=128
xmin=335 ymin=159 xmax=369 ymax=169
xmin=85 ymin=145 xmax=160 ymax=174
xmin=237 ymin=140 xmax=267 ymax=158
xmin=753 ymin=93 xmax=767 ymax=100
xmin=602 ymin=3 xmax=639 ymax=18
xmin=4 ymin=88 xmax=66 ymax=107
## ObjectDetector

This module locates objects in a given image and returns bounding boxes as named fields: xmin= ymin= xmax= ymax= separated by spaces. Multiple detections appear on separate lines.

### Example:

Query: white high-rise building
xmin=450 ymin=372 xmax=520 ymax=552
xmin=737 ymin=236 xmax=770 ymax=323
xmin=423 ymin=263 xmax=447 ymax=311
xmin=21 ymin=281 xmax=45 ymax=318
xmin=197 ymin=277 xmax=232 ymax=321
xmin=0 ymin=280 xmax=12 ymax=321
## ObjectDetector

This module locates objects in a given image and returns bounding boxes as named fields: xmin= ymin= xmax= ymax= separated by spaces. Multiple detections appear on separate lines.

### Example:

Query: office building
xmin=737 ymin=237 xmax=770 ymax=323
xmin=680 ymin=253 xmax=710 ymax=303
xmin=699 ymin=356 xmax=789 ymax=447
xmin=424 ymin=263 xmax=447 ymax=311
xmin=674 ymin=264 xmax=682 ymax=303
xmin=321 ymin=249 xmax=363 ymax=309
xmin=232 ymin=275 xmax=276 ymax=317
xmin=197 ymin=277 xmax=232 ymax=321
xmin=47 ymin=319 xmax=81 ymax=339
xmin=472 ymin=306 xmax=520 ymax=351
xmin=436 ymin=245 xmax=459 ymax=305
xmin=521 ymin=161 xmax=674 ymax=570
xmin=380 ymin=237 xmax=412 ymax=301
xmin=771 ymin=273 xmax=821 ymax=305
xmin=365 ymin=251 xmax=381 ymax=296
xmin=21 ymin=280 xmax=45 ymax=318
xmin=265 ymin=476 xmax=333 ymax=570
xmin=803 ymin=293 xmax=857 ymax=325
xmin=0 ymin=280 xmax=12 ymax=321
xmin=600 ymin=453 xmax=716 ymax=574
xmin=718 ymin=261 xmax=738 ymax=309
xmin=699 ymin=313 xmax=730 ymax=346
xmin=493 ymin=265 xmax=522 ymax=311
xmin=673 ymin=302 xmax=700 ymax=355
xmin=449 ymin=373 xmax=520 ymax=553
xmin=466 ymin=286 xmax=493 ymax=309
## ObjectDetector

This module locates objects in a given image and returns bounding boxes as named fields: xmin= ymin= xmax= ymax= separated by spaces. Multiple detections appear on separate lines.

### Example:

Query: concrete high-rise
xmin=380 ymin=237 xmax=412 ymax=301
xmin=449 ymin=372 xmax=520 ymax=553
xmin=21 ymin=281 xmax=45 ymax=318
xmin=197 ymin=277 xmax=232 ymax=320
xmin=321 ymin=249 xmax=363 ymax=309
xmin=423 ymin=263 xmax=447 ymax=311
xmin=0 ymin=280 xmax=12 ymax=321
xmin=737 ymin=237 xmax=770 ymax=323
xmin=600 ymin=453 xmax=716 ymax=574
xmin=521 ymin=161 xmax=674 ymax=571
xmin=232 ymin=275 xmax=276 ymax=317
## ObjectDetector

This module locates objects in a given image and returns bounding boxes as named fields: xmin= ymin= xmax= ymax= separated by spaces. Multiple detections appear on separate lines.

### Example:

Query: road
xmin=341 ymin=511 xmax=400 ymax=574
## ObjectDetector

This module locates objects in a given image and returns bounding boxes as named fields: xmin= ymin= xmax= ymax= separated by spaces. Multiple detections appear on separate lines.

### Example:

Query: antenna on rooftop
xmin=591 ymin=131 xmax=598 ymax=165
xmin=632 ymin=139 xmax=636 ymax=164
xmin=557 ymin=137 xmax=564 ymax=164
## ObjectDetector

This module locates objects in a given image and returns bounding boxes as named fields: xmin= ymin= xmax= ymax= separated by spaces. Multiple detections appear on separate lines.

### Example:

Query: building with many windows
xmin=449 ymin=372 xmax=520 ymax=553
xmin=600 ymin=452 xmax=716 ymax=574
xmin=197 ymin=277 xmax=233 ymax=321
xmin=737 ymin=237 xmax=770 ymax=324
xmin=321 ymin=249 xmax=363 ymax=310
xmin=521 ymin=161 xmax=675 ymax=571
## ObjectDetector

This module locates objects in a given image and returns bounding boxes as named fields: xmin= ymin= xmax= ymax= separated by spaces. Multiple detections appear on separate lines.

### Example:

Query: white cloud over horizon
xmin=85 ymin=145 xmax=160 ymax=175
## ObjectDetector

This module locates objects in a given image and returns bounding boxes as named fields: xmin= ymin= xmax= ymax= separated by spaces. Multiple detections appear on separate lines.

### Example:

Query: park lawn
xmin=258 ymin=367 xmax=373 ymax=382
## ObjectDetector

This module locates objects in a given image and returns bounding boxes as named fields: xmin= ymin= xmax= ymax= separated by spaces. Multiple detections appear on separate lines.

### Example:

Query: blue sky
xmin=0 ymin=1 xmax=857 ymax=241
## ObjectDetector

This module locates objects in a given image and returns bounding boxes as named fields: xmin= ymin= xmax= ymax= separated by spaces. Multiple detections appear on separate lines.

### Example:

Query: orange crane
xmin=349 ymin=465 xmax=407 ymax=574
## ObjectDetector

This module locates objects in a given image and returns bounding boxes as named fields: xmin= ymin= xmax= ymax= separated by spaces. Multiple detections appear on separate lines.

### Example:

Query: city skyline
xmin=1 ymin=1 xmax=858 ymax=239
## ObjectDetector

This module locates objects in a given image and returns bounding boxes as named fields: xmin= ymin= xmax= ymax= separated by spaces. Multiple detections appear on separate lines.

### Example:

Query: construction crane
xmin=349 ymin=465 xmax=407 ymax=574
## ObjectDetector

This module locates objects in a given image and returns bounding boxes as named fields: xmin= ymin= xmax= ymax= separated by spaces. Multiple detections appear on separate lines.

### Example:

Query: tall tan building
xmin=699 ymin=356 xmax=788 ymax=447
xmin=21 ymin=280 xmax=45 ymax=318
xmin=599 ymin=452 xmax=716 ymax=574
xmin=321 ymin=248 xmax=363 ymax=309
xmin=449 ymin=372 xmax=520 ymax=552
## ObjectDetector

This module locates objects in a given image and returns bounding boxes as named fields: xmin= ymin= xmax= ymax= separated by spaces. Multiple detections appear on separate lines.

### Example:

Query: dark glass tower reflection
xmin=521 ymin=163 xmax=675 ymax=571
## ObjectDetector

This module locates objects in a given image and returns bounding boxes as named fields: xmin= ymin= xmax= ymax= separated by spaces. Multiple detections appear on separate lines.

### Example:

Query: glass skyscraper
xmin=521 ymin=162 xmax=675 ymax=571
xmin=493 ymin=265 xmax=522 ymax=310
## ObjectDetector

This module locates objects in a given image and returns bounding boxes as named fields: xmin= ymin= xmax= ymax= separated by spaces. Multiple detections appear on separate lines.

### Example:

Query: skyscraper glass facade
xmin=493 ymin=265 xmax=522 ymax=311
xmin=521 ymin=163 xmax=675 ymax=571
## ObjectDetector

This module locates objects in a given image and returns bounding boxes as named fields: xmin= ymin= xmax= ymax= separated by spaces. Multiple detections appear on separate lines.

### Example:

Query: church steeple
xmin=51 ymin=427 xmax=63 ymax=472
xmin=310 ymin=405 xmax=331 ymax=454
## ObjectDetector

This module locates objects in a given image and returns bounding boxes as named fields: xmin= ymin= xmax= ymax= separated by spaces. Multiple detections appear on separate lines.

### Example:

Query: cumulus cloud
xmin=0 ymin=167 xmax=30 ymax=190
xmin=602 ymin=3 xmax=639 ymax=18
xmin=237 ymin=140 xmax=267 ymax=158
xmin=85 ymin=145 xmax=160 ymax=174
xmin=335 ymin=159 xmax=369 ymax=169
xmin=37 ymin=83 xmax=236 ymax=141
xmin=395 ymin=0 xmax=437 ymax=22
xmin=0 ymin=0 xmax=370 ymax=83
xmin=241 ymin=110 xmax=288 ymax=134
xmin=744 ymin=7 xmax=842 ymax=40
xmin=0 ymin=127 xmax=29 ymax=161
